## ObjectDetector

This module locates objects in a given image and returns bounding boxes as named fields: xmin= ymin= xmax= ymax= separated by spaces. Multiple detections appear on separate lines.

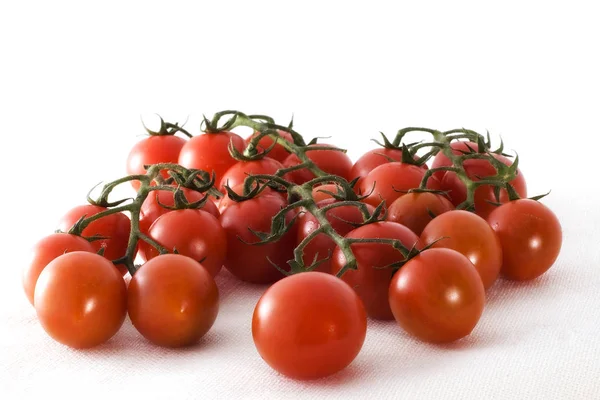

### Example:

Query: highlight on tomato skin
xmin=252 ymin=272 xmax=367 ymax=380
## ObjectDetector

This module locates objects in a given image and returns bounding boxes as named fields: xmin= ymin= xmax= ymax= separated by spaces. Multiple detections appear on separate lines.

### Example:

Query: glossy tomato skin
xmin=178 ymin=131 xmax=245 ymax=186
xmin=421 ymin=210 xmax=502 ymax=289
xmin=252 ymin=272 xmax=367 ymax=380
xmin=139 ymin=187 xmax=219 ymax=234
xmin=350 ymin=148 xmax=428 ymax=182
xmin=217 ymin=183 xmax=285 ymax=213
xmin=331 ymin=222 xmax=422 ymax=320
xmin=488 ymin=199 xmax=562 ymax=281
xmin=128 ymin=254 xmax=219 ymax=348
xmin=358 ymin=162 xmax=439 ymax=208
xmin=219 ymin=192 xmax=296 ymax=284
xmin=139 ymin=209 xmax=226 ymax=277
xmin=23 ymin=233 xmax=95 ymax=306
xmin=389 ymin=248 xmax=485 ymax=343
xmin=431 ymin=141 xmax=478 ymax=180
xmin=387 ymin=192 xmax=455 ymax=235
xmin=246 ymin=130 xmax=294 ymax=162
xmin=57 ymin=205 xmax=131 ymax=275
xmin=34 ymin=252 xmax=127 ymax=348
xmin=283 ymin=144 xmax=353 ymax=184
xmin=126 ymin=135 xmax=187 ymax=191
xmin=218 ymin=157 xmax=283 ymax=192
xmin=296 ymin=199 xmax=374 ymax=274
xmin=311 ymin=183 xmax=343 ymax=203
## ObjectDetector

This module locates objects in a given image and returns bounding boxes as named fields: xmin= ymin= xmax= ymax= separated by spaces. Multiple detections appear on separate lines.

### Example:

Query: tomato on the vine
xmin=139 ymin=209 xmax=226 ymax=277
xmin=283 ymin=144 xmax=353 ymax=184
xmin=389 ymin=248 xmax=485 ymax=343
xmin=23 ymin=233 xmax=95 ymax=306
xmin=350 ymin=148 xmax=427 ymax=182
xmin=34 ymin=251 xmax=127 ymax=348
xmin=386 ymin=192 xmax=455 ymax=235
xmin=296 ymin=199 xmax=374 ymax=274
xmin=331 ymin=221 xmax=422 ymax=320
xmin=128 ymin=254 xmax=219 ymax=348
xmin=57 ymin=204 xmax=131 ymax=275
xmin=420 ymin=210 xmax=502 ymax=289
xmin=178 ymin=131 xmax=245 ymax=186
xmin=311 ymin=183 xmax=343 ymax=203
xmin=252 ymin=271 xmax=367 ymax=380
xmin=126 ymin=134 xmax=187 ymax=191
xmin=245 ymin=130 xmax=294 ymax=162
xmin=219 ymin=191 xmax=296 ymax=284
xmin=219 ymin=157 xmax=283 ymax=192
xmin=488 ymin=199 xmax=562 ymax=281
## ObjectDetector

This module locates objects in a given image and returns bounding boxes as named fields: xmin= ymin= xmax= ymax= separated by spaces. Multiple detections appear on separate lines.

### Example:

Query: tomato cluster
xmin=23 ymin=112 xmax=562 ymax=381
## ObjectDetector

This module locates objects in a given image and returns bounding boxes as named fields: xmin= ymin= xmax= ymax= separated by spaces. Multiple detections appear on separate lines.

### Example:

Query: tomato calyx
xmin=141 ymin=114 xmax=192 ymax=138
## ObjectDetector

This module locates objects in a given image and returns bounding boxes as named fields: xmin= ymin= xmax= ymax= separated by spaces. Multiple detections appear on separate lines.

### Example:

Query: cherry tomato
xmin=139 ymin=209 xmax=226 ymax=277
xmin=283 ymin=144 xmax=353 ymax=184
xmin=488 ymin=199 xmax=562 ymax=281
xmin=34 ymin=251 xmax=127 ymax=348
xmin=431 ymin=141 xmax=478 ymax=180
xmin=126 ymin=135 xmax=187 ymax=191
xmin=387 ymin=192 xmax=455 ymax=235
xmin=331 ymin=221 xmax=422 ymax=320
xmin=246 ymin=130 xmax=294 ymax=162
xmin=296 ymin=199 xmax=374 ymax=274
xmin=420 ymin=210 xmax=502 ymax=289
xmin=357 ymin=162 xmax=439 ymax=208
xmin=178 ymin=131 xmax=245 ymax=186
xmin=128 ymin=254 xmax=219 ymax=348
xmin=389 ymin=248 xmax=485 ymax=343
xmin=57 ymin=205 xmax=131 ymax=275
xmin=219 ymin=157 xmax=283 ymax=192
xmin=350 ymin=148 xmax=427 ymax=182
xmin=217 ymin=183 xmax=285 ymax=213
xmin=311 ymin=183 xmax=343 ymax=203
xmin=219 ymin=192 xmax=296 ymax=284
xmin=23 ymin=233 xmax=95 ymax=306
xmin=252 ymin=272 xmax=367 ymax=380
xmin=139 ymin=187 xmax=219 ymax=233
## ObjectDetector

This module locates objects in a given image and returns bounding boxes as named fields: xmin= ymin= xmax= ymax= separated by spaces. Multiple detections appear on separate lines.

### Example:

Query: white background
xmin=1 ymin=1 xmax=599 ymax=399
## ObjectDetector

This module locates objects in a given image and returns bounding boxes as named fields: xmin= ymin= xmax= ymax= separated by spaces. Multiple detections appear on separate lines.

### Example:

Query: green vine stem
xmin=67 ymin=163 xmax=221 ymax=276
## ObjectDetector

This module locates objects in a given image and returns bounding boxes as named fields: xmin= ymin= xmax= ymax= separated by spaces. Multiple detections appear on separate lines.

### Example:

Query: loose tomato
xmin=139 ymin=209 xmax=226 ymax=277
xmin=252 ymin=272 xmax=367 ymax=380
xmin=283 ymin=144 xmax=353 ymax=184
xmin=128 ymin=254 xmax=219 ymax=348
xmin=57 ymin=205 xmax=131 ymax=275
xmin=488 ymin=199 xmax=562 ymax=281
xmin=126 ymin=135 xmax=187 ymax=192
xmin=219 ymin=157 xmax=283 ymax=192
xmin=331 ymin=221 xmax=422 ymax=320
xmin=219 ymin=192 xmax=296 ymax=284
xmin=23 ymin=233 xmax=95 ymax=306
xmin=139 ymin=187 xmax=219 ymax=233
xmin=357 ymin=162 xmax=439 ymax=208
xmin=34 ymin=251 xmax=127 ymax=348
xmin=178 ymin=131 xmax=245 ymax=186
xmin=420 ymin=210 xmax=502 ymax=289
xmin=386 ymin=192 xmax=455 ymax=235
xmin=246 ymin=130 xmax=294 ymax=162
xmin=350 ymin=148 xmax=428 ymax=182
xmin=389 ymin=248 xmax=485 ymax=343
xmin=296 ymin=199 xmax=374 ymax=274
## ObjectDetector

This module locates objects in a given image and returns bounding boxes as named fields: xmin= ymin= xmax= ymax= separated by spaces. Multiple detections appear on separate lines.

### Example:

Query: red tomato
xmin=219 ymin=157 xmax=283 ymax=192
xmin=389 ymin=248 xmax=485 ymax=343
xmin=34 ymin=252 xmax=127 ymax=348
xmin=296 ymin=199 xmax=374 ymax=274
xmin=139 ymin=209 xmax=226 ymax=277
xmin=420 ymin=210 xmax=502 ymax=289
xmin=219 ymin=192 xmax=296 ymax=283
xmin=358 ymin=162 xmax=439 ymax=208
xmin=331 ymin=221 xmax=422 ymax=320
xmin=431 ymin=141 xmax=478 ymax=180
xmin=246 ymin=130 xmax=294 ymax=162
xmin=128 ymin=254 xmax=219 ymax=347
xmin=311 ymin=183 xmax=343 ymax=203
xmin=139 ymin=187 xmax=219 ymax=233
xmin=386 ymin=192 xmax=455 ymax=235
xmin=350 ymin=148 xmax=428 ymax=181
xmin=23 ymin=233 xmax=95 ymax=306
xmin=178 ymin=131 xmax=245 ymax=186
xmin=283 ymin=144 xmax=353 ymax=184
xmin=126 ymin=135 xmax=187 ymax=191
xmin=57 ymin=205 xmax=131 ymax=275
xmin=252 ymin=272 xmax=367 ymax=380
xmin=217 ymin=183 xmax=285 ymax=213
xmin=488 ymin=199 xmax=562 ymax=281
